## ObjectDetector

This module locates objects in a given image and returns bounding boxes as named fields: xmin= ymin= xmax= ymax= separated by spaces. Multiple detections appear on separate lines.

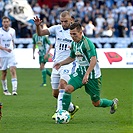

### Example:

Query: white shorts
xmin=0 ymin=56 xmax=17 ymax=70
xmin=51 ymin=62 xmax=77 ymax=89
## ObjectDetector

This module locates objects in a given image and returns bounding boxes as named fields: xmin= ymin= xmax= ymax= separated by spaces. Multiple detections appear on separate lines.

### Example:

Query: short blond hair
xmin=60 ymin=11 xmax=71 ymax=18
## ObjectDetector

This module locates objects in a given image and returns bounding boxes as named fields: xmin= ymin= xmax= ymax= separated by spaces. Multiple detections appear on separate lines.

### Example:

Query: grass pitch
xmin=0 ymin=68 xmax=133 ymax=133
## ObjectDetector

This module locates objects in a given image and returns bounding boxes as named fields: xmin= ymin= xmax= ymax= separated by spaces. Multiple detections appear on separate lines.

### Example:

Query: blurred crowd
xmin=0 ymin=0 xmax=133 ymax=38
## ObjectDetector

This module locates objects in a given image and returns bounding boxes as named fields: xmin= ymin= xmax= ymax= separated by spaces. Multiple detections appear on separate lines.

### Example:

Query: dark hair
xmin=70 ymin=22 xmax=82 ymax=31
xmin=2 ymin=16 xmax=10 ymax=21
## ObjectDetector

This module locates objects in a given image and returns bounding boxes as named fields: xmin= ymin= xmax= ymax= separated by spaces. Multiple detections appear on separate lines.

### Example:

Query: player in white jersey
xmin=33 ymin=11 xmax=79 ymax=119
xmin=0 ymin=16 xmax=18 ymax=95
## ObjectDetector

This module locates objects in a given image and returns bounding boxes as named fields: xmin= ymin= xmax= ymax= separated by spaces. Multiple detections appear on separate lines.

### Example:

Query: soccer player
xmin=54 ymin=22 xmax=118 ymax=115
xmin=0 ymin=16 xmax=18 ymax=95
xmin=33 ymin=11 xmax=79 ymax=119
xmin=33 ymin=23 xmax=52 ymax=86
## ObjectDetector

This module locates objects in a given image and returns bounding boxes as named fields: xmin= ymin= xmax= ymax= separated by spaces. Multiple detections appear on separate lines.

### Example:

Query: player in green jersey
xmin=33 ymin=24 xmax=52 ymax=86
xmin=54 ymin=22 xmax=118 ymax=115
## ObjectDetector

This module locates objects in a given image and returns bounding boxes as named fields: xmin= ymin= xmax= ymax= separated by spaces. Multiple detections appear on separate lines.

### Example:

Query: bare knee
xmin=10 ymin=67 xmax=17 ymax=78
xmin=92 ymin=100 xmax=100 ymax=107
xmin=2 ymin=70 xmax=7 ymax=79
xmin=59 ymin=79 xmax=67 ymax=89
xmin=65 ymin=85 xmax=74 ymax=93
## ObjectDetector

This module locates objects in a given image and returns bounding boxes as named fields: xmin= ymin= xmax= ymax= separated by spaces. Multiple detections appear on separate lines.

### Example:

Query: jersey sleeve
xmin=84 ymin=37 xmax=97 ymax=58
xmin=12 ymin=29 xmax=16 ymax=41
xmin=47 ymin=25 xmax=58 ymax=35
xmin=70 ymin=42 xmax=76 ymax=58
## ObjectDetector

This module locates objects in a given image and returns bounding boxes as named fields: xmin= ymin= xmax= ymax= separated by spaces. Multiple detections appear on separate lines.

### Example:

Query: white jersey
xmin=0 ymin=27 xmax=15 ymax=57
xmin=48 ymin=25 xmax=72 ymax=63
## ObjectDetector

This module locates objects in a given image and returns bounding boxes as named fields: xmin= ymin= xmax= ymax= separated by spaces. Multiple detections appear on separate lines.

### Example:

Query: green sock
xmin=62 ymin=92 xmax=71 ymax=111
xmin=99 ymin=98 xmax=113 ymax=107
xmin=42 ymin=69 xmax=46 ymax=84
xmin=46 ymin=69 xmax=51 ymax=76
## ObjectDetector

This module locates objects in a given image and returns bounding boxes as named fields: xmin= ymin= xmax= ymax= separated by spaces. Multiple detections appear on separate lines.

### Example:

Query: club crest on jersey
xmin=63 ymin=69 xmax=69 ymax=73
xmin=37 ymin=41 xmax=42 ymax=46
xmin=75 ymin=51 xmax=83 ymax=61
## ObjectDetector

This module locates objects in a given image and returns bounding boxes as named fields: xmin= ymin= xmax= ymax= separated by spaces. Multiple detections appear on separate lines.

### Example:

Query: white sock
xmin=57 ymin=89 xmax=65 ymax=111
xmin=11 ymin=78 xmax=17 ymax=92
xmin=57 ymin=89 xmax=75 ymax=112
xmin=1 ymin=79 xmax=8 ymax=91
xmin=68 ymin=102 xmax=74 ymax=112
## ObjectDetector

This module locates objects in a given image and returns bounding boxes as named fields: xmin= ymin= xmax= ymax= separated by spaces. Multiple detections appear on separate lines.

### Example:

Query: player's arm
xmin=82 ymin=56 xmax=97 ymax=84
xmin=32 ymin=35 xmax=36 ymax=59
xmin=82 ymin=40 xmax=97 ymax=84
xmin=54 ymin=56 xmax=75 ymax=70
xmin=44 ymin=37 xmax=53 ymax=59
xmin=0 ymin=45 xmax=12 ymax=52
xmin=33 ymin=16 xmax=50 ymax=36
xmin=12 ymin=29 xmax=16 ymax=48
xmin=44 ymin=44 xmax=53 ymax=59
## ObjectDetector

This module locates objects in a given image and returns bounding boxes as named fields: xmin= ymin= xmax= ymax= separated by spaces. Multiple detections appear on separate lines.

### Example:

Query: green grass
xmin=0 ymin=68 xmax=133 ymax=133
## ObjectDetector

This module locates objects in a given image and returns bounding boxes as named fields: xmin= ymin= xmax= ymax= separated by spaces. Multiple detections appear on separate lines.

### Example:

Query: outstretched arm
xmin=54 ymin=57 xmax=75 ymax=70
xmin=33 ymin=16 xmax=50 ymax=36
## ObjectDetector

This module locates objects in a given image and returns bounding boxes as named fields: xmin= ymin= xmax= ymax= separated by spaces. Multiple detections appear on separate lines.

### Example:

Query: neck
xmin=3 ymin=27 xmax=9 ymax=31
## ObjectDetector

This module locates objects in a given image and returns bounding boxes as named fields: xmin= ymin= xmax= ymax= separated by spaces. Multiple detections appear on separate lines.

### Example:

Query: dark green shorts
xmin=68 ymin=72 xmax=102 ymax=102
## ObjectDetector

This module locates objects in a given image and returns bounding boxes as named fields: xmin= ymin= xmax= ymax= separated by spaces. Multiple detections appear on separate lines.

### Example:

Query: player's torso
xmin=52 ymin=26 xmax=73 ymax=62
xmin=34 ymin=34 xmax=46 ymax=56
xmin=0 ymin=28 xmax=14 ymax=57
xmin=73 ymin=41 xmax=90 ymax=67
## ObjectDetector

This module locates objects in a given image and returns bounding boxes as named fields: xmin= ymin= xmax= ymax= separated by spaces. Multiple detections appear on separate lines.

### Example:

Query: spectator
xmin=33 ymin=3 xmax=41 ymax=18
xmin=84 ymin=20 xmax=96 ymax=37
xmin=117 ymin=21 xmax=126 ymax=37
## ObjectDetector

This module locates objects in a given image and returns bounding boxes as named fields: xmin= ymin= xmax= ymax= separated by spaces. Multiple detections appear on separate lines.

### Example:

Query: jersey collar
xmin=2 ymin=27 xmax=10 ymax=32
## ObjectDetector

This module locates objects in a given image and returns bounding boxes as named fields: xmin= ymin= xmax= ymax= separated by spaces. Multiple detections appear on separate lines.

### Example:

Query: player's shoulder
xmin=9 ymin=27 xmax=15 ymax=33
xmin=0 ymin=27 xmax=3 ymax=31
xmin=49 ymin=24 xmax=62 ymax=30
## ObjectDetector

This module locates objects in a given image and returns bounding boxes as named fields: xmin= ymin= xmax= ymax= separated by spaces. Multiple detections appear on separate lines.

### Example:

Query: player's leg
xmin=39 ymin=56 xmax=47 ymax=86
xmin=44 ymin=54 xmax=51 ymax=76
xmin=1 ymin=57 xmax=11 ymax=95
xmin=51 ymin=69 xmax=60 ymax=119
xmin=9 ymin=56 xmax=18 ymax=95
xmin=85 ymin=77 xmax=118 ymax=114
xmin=62 ymin=72 xmax=83 ymax=118
xmin=57 ymin=63 xmax=78 ymax=112
xmin=46 ymin=69 xmax=51 ymax=76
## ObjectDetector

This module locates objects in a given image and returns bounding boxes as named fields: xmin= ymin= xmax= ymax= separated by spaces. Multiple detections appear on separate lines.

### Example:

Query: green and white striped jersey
xmin=70 ymin=36 xmax=101 ymax=79
xmin=32 ymin=33 xmax=51 ymax=56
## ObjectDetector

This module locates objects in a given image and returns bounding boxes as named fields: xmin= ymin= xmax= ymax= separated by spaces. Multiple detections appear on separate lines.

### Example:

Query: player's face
xmin=2 ymin=19 xmax=10 ymax=29
xmin=70 ymin=28 xmax=82 ymax=42
xmin=60 ymin=16 xmax=72 ymax=30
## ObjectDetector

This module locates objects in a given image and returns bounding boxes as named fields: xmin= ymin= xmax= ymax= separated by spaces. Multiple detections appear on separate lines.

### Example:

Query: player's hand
xmin=44 ymin=54 xmax=48 ymax=60
xmin=53 ymin=63 xmax=61 ymax=70
xmin=33 ymin=16 xmax=42 ymax=26
xmin=82 ymin=74 xmax=89 ymax=84
xmin=6 ymin=48 xmax=12 ymax=53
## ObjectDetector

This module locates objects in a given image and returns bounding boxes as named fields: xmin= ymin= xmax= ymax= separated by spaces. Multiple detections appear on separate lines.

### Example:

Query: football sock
xmin=99 ymin=98 xmax=113 ymax=107
xmin=62 ymin=92 xmax=71 ymax=111
xmin=46 ymin=69 xmax=51 ymax=76
xmin=11 ymin=78 xmax=17 ymax=92
xmin=42 ymin=69 xmax=46 ymax=84
xmin=68 ymin=102 xmax=74 ymax=112
xmin=57 ymin=89 xmax=65 ymax=110
xmin=1 ymin=79 xmax=8 ymax=91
